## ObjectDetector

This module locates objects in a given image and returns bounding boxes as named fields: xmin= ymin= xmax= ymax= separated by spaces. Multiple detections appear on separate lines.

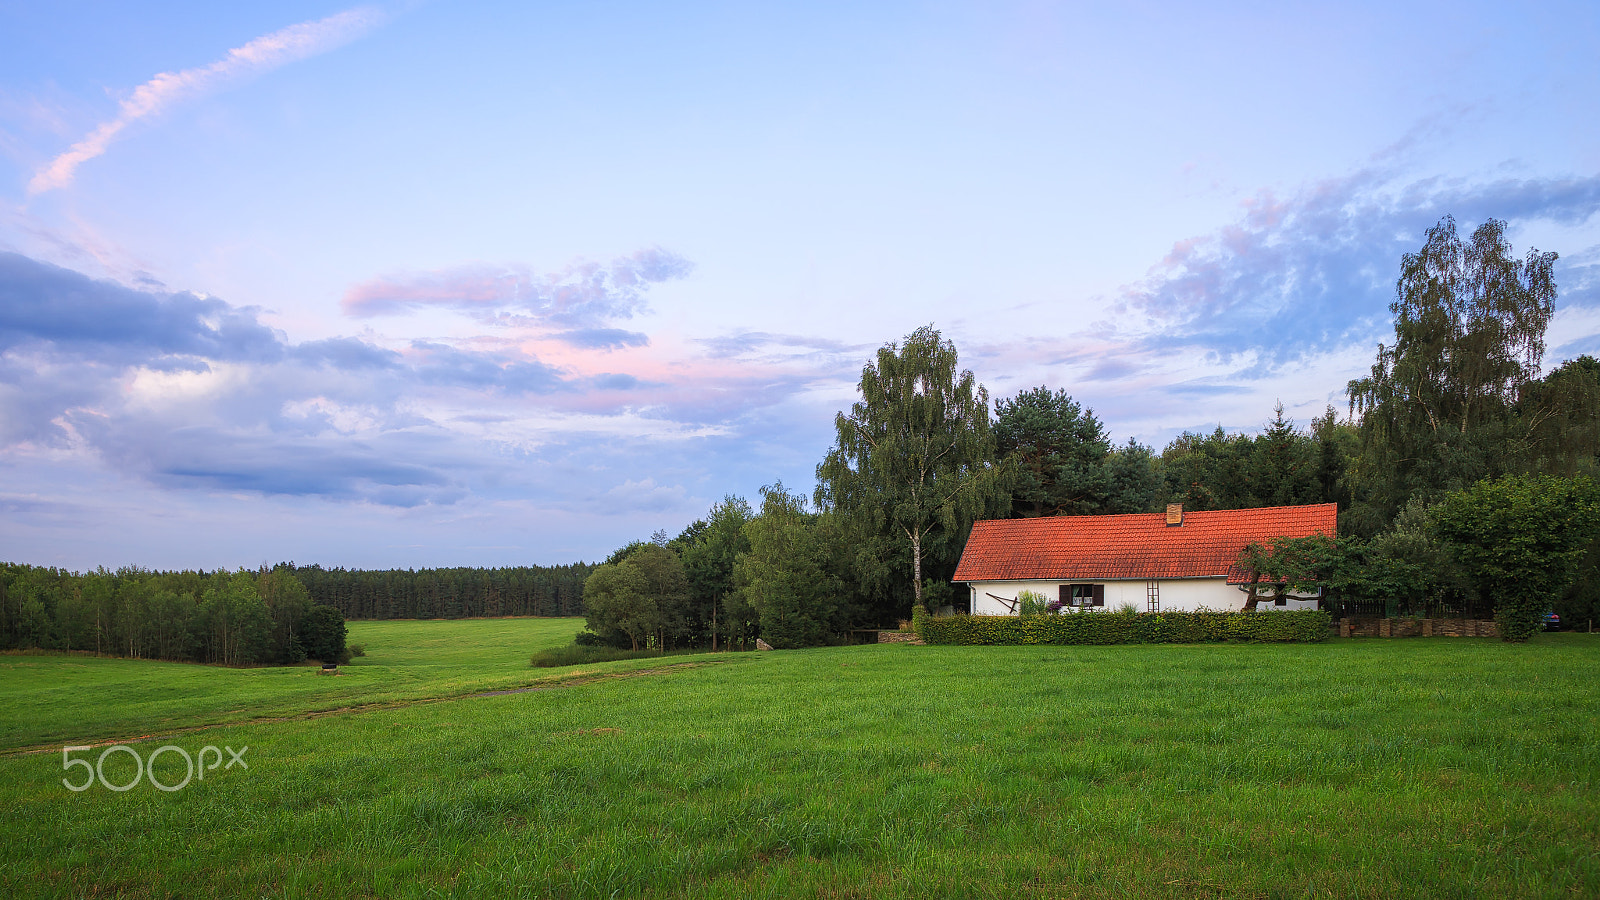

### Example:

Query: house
xmin=952 ymin=503 xmax=1337 ymax=615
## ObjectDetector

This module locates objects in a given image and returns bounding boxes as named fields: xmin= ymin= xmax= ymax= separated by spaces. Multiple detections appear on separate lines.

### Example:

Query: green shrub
xmin=1016 ymin=590 xmax=1053 ymax=617
xmin=919 ymin=610 xmax=1331 ymax=645
xmin=911 ymin=605 xmax=931 ymax=640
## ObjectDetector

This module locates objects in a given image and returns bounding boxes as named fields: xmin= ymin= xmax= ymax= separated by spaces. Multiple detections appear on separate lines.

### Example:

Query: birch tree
xmin=816 ymin=325 xmax=1005 ymax=614
xmin=1347 ymin=215 xmax=1558 ymax=522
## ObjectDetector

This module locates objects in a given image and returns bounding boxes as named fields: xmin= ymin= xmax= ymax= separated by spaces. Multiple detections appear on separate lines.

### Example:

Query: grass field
xmin=1 ymin=623 xmax=1597 ymax=898
xmin=0 ymin=617 xmax=589 ymax=751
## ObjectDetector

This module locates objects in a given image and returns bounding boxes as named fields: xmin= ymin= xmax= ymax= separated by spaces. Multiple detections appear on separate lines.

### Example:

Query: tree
xmin=1104 ymin=438 xmax=1164 ymax=514
xmin=1160 ymin=427 xmax=1255 ymax=510
xmin=1348 ymin=216 xmax=1559 ymax=523
xmin=1361 ymin=497 xmax=1468 ymax=616
xmin=1515 ymin=355 xmax=1600 ymax=477
xmin=301 ymin=604 xmax=348 ymax=663
xmin=1310 ymin=406 xmax=1357 ymax=510
xmin=257 ymin=565 xmax=313 ymax=663
xmin=197 ymin=571 xmax=271 ymax=666
xmin=676 ymin=496 xmax=753 ymax=650
xmin=1429 ymin=474 xmax=1600 ymax=641
xmin=1250 ymin=403 xmax=1321 ymax=507
xmin=736 ymin=483 xmax=848 ymax=648
xmin=580 ymin=562 xmax=657 ymax=650
xmin=626 ymin=544 xmax=691 ymax=650
xmin=816 ymin=325 xmax=1007 ymax=613
xmin=1232 ymin=533 xmax=1340 ymax=611
xmin=994 ymin=386 xmax=1112 ymax=517
xmin=1555 ymin=533 xmax=1600 ymax=633
xmin=144 ymin=589 xmax=196 ymax=661
xmin=602 ymin=541 xmax=654 ymax=566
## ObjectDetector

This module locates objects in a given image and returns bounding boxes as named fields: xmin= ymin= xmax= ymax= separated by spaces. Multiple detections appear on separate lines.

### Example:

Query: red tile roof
xmin=952 ymin=504 xmax=1337 ymax=582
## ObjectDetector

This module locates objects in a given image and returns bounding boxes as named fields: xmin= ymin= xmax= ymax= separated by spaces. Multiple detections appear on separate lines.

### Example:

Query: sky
xmin=2 ymin=0 xmax=1599 ymax=571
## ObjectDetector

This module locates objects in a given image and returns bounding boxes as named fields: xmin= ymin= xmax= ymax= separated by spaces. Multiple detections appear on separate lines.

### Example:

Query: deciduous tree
xmin=301 ymin=604 xmax=348 ymax=663
xmin=736 ymin=483 xmax=847 ymax=648
xmin=627 ymin=544 xmax=691 ymax=650
xmin=1348 ymin=216 xmax=1558 ymax=522
xmin=816 ymin=325 xmax=1007 ymax=613
xmin=1429 ymin=474 xmax=1600 ymax=641
xmin=580 ymin=562 xmax=657 ymax=651
xmin=676 ymin=496 xmax=753 ymax=650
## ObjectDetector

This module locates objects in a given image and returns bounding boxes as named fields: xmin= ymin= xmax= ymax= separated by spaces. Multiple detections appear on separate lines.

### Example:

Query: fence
xmin=1338 ymin=617 xmax=1499 ymax=638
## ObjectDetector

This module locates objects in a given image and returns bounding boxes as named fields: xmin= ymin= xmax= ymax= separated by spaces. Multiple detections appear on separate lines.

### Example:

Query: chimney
xmin=1165 ymin=503 xmax=1184 ymax=526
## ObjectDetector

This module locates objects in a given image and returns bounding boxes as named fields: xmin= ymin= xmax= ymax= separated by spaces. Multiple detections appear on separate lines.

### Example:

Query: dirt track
xmin=1 ymin=662 xmax=714 ymax=757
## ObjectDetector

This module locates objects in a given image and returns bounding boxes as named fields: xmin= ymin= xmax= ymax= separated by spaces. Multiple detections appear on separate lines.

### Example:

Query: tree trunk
xmin=1243 ymin=572 xmax=1261 ymax=612
xmin=911 ymin=527 xmax=925 ymax=612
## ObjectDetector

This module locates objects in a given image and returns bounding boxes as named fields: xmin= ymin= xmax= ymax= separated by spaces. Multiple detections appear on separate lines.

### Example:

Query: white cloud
xmin=28 ymin=6 xmax=386 ymax=194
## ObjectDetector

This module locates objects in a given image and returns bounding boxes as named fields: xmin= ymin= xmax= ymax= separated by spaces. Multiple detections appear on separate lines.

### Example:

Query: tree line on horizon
xmin=0 ymin=564 xmax=349 ymax=665
xmin=280 ymin=563 xmax=592 ymax=620
xmin=0 ymin=561 xmax=593 ymax=661
xmin=579 ymin=215 xmax=1600 ymax=648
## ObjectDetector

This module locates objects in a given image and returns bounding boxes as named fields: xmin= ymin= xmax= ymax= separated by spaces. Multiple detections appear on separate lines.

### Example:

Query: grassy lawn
xmin=0 ymin=617 xmax=589 ymax=751
xmin=1 ymin=628 xmax=1596 ymax=898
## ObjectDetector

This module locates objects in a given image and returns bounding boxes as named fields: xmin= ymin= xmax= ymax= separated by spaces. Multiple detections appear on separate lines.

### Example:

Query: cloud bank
xmin=0 ymin=250 xmax=848 ymax=512
xmin=1112 ymin=172 xmax=1600 ymax=371
xmin=29 ymin=6 xmax=386 ymax=194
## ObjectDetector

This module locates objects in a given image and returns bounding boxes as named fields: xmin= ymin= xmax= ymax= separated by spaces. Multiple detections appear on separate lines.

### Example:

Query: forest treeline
xmin=280 ymin=563 xmax=592 ymax=620
xmin=576 ymin=216 xmax=1600 ymax=649
xmin=0 ymin=564 xmax=348 ymax=664
xmin=0 ymin=561 xmax=593 ymax=660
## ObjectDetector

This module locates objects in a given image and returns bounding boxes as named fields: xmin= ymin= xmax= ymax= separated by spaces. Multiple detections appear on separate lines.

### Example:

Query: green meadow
xmin=0 ymin=617 xmax=591 ymax=752
xmin=1 ymin=621 xmax=1597 ymax=898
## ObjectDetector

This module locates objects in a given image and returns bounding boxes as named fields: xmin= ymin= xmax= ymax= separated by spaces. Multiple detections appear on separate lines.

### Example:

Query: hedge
xmin=916 ymin=610 xmax=1331 ymax=645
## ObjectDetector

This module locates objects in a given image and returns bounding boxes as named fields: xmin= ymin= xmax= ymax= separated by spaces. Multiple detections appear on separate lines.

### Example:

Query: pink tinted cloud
xmin=475 ymin=328 xmax=859 ymax=423
xmin=344 ymin=265 xmax=519 ymax=314
xmin=29 ymin=7 xmax=385 ymax=195
xmin=341 ymin=248 xmax=694 ymax=327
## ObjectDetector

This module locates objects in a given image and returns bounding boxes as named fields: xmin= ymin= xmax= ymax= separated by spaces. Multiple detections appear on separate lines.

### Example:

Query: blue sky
xmin=3 ymin=1 xmax=1598 ymax=570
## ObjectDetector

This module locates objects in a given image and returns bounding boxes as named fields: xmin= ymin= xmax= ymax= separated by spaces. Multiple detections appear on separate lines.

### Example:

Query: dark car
xmin=1544 ymin=611 xmax=1562 ymax=631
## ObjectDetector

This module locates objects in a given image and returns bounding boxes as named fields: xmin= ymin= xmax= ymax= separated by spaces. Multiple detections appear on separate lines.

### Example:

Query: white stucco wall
xmin=965 ymin=578 xmax=1320 ymax=615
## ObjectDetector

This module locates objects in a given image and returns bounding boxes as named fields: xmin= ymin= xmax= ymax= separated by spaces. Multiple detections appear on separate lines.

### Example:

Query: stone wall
xmin=1338 ymin=617 xmax=1499 ymax=638
xmin=878 ymin=631 xmax=925 ymax=644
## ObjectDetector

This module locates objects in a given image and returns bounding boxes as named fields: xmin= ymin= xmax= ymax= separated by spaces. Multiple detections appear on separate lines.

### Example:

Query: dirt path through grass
xmin=0 ymin=661 xmax=716 ymax=757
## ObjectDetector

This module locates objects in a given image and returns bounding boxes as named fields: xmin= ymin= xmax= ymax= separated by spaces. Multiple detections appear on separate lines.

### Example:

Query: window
xmin=1147 ymin=580 xmax=1160 ymax=613
xmin=1059 ymin=583 xmax=1104 ymax=607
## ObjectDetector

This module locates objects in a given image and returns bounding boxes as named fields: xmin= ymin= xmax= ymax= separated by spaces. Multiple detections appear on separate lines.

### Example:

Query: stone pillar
xmin=1422 ymin=619 xmax=1433 ymax=637
xmin=1379 ymin=618 xmax=1391 ymax=638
